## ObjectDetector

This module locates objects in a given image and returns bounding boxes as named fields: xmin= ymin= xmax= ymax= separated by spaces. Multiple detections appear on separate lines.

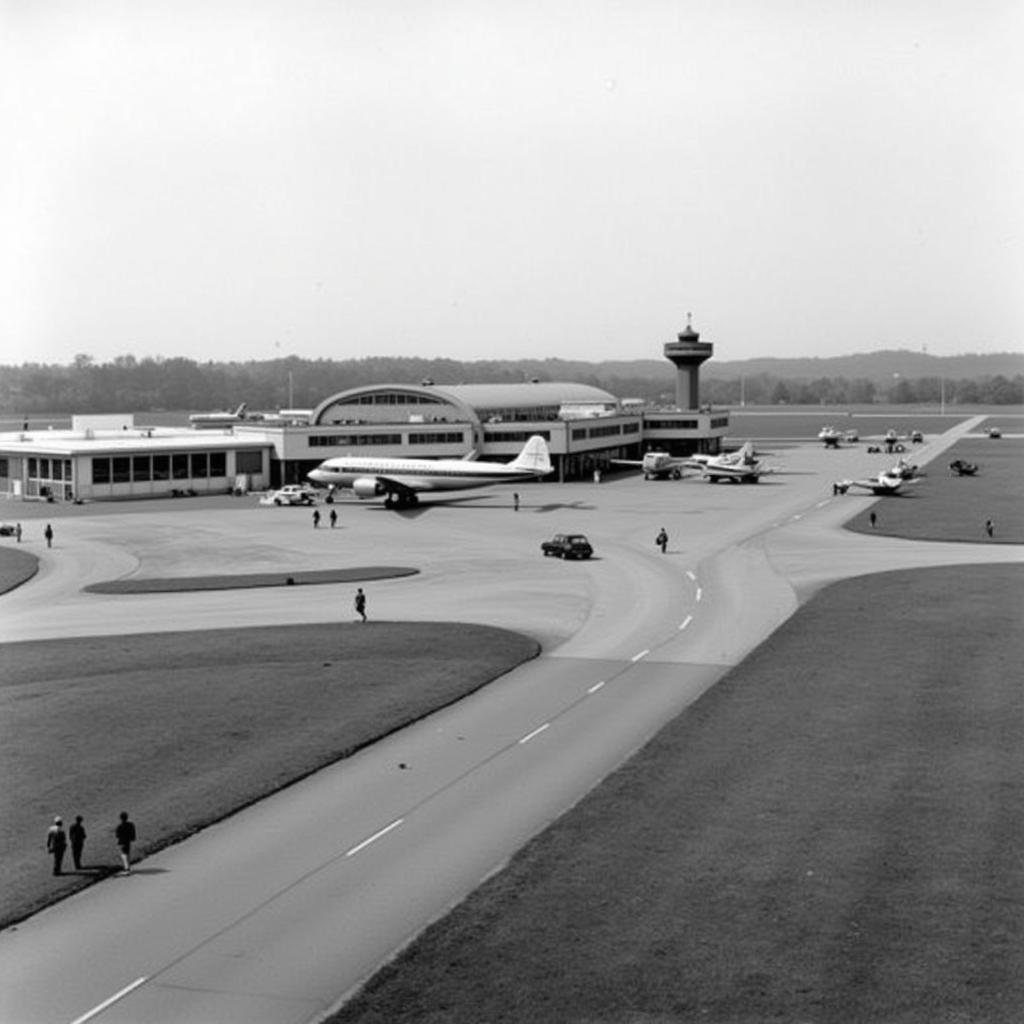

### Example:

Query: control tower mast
xmin=663 ymin=313 xmax=714 ymax=410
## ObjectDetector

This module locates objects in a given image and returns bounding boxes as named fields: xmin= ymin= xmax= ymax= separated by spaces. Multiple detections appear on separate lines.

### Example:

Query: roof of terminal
xmin=0 ymin=428 xmax=268 ymax=456
xmin=429 ymin=382 xmax=618 ymax=407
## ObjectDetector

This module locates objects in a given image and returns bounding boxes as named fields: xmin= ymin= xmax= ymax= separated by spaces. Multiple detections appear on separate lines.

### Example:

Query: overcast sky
xmin=2 ymin=0 xmax=1021 ymax=368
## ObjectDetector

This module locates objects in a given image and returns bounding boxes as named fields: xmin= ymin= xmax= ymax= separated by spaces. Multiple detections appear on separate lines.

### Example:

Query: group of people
xmin=4 ymin=522 xmax=53 ymax=545
xmin=46 ymin=811 xmax=136 ymax=876
xmin=312 ymin=508 xmax=339 ymax=528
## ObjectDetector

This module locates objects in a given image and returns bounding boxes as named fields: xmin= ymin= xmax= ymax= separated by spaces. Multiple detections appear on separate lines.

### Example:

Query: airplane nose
xmin=308 ymin=468 xmax=328 ymax=484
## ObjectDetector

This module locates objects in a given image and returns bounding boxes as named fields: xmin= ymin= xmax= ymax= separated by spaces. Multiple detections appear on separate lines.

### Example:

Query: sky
xmin=1 ymin=0 xmax=1021 ymax=368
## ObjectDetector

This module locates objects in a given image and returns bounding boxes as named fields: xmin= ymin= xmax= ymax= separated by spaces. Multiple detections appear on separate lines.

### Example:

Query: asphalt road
xmin=2 ymin=417 xmax=1021 ymax=1024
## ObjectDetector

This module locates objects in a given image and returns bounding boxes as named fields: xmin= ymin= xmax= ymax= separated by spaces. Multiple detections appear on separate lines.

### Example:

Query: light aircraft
xmin=189 ymin=402 xmax=248 ymax=427
xmin=835 ymin=467 xmax=918 ymax=496
xmin=687 ymin=442 xmax=770 ymax=483
xmin=307 ymin=435 xmax=552 ymax=507
xmin=818 ymin=425 xmax=842 ymax=448
xmin=612 ymin=450 xmax=690 ymax=480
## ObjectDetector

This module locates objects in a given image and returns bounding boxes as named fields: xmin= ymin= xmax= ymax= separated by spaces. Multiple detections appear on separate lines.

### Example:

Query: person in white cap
xmin=46 ymin=816 xmax=67 ymax=875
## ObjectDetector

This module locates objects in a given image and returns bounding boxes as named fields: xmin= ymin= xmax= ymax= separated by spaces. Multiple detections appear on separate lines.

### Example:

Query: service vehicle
xmin=541 ymin=533 xmax=594 ymax=559
xmin=269 ymin=485 xmax=318 ymax=506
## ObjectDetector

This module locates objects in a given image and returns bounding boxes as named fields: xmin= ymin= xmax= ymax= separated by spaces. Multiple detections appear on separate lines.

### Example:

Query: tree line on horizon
xmin=0 ymin=352 xmax=1021 ymax=414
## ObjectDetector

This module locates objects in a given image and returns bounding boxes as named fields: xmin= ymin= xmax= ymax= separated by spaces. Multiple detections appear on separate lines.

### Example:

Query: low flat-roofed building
xmin=0 ymin=416 xmax=271 ymax=502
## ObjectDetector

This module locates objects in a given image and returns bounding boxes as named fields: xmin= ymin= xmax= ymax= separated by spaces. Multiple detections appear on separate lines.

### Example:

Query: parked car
xmin=269 ymin=485 xmax=318 ymax=506
xmin=988 ymin=426 xmax=1002 ymax=439
xmin=0 ymin=523 xmax=15 ymax=537
xmin=541 ymin=533 xmax=594 ymax=560
xmin=911 ymin=430 xmax=924 ymax=443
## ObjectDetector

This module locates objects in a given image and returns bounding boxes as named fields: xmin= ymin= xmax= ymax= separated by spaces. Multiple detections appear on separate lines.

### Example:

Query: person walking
xmin=47 ymin=817 xmax=67 ymax=875
xmin=513 ymin=492 xmax=520 ymax=512
xmin=656 ymin=527 xmax=668 ymax=554
xmin=329 ymin=508 xmax=338 ymax=528
xmin=115 ymin=811 xmax=136 ymax=875
xmin=869 ymin=511 xmax=877 ymax=529
xmin=312 ymin=509 xmax=321 ymax=529
xmin=985 ymin=518 xmax=994 ymax=538
xmin=15 ymin=522 xmax=22 ymax=542
xmin=44 ymin=523 xmax=53 ymax=548
xmin=354 ymin=587 xmax=367 ymax=622
xmin=69 ymin=815 xmax=87 ymax=870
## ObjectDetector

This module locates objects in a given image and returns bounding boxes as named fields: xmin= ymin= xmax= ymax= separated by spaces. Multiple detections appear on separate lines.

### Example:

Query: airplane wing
xmin=373 ymin=474 xmax=428 ymax=497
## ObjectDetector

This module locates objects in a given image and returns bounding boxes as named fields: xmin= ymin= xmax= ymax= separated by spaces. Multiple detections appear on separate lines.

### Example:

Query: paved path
xmin=1 ymin=417 xmax=1021 ymax=1024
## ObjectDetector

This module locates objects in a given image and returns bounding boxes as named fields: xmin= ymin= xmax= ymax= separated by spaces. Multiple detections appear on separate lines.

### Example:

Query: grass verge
xmin=843 ymin=436 xmax=1024 ymax=543
xmin=329 ymin=564 xmax=1024 ymax=1023
xmin=0 ymin=622 xmax=538 ymax=929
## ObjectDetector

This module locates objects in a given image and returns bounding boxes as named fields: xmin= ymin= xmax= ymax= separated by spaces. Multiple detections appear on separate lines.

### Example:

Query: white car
xmin=269 ymin=485 xmax=318 ymax=506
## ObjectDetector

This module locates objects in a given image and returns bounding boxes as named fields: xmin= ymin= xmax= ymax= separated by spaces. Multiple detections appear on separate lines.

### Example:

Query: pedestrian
xmin=115 ymin=811 xmax=136 ymax=875
xmin=15 ymin=522 xmax=22 ymax=542
xmin=985 ymin=518 xmax=994 ymax=538
xmin=656 ymin=527 xmax=668 ymax=554
xmin=513 ymin=492 xmax=520 ymax=511
xmin=47 ymin=816 xmax=67 ymax=875
xmin=69 ymin=815 xmax=86 ymax=870
xmin=44 ymin=523 xmax=53 ymax=548
xmin=329 ymin=508 xmax=338 ymax=528
xmin=869 ymin=511 xmax=877 ymax=529
xmin=354 ymin=587 xmax=367 ymax=622
xmin=312 ymin=509 xmax=321 ymax=529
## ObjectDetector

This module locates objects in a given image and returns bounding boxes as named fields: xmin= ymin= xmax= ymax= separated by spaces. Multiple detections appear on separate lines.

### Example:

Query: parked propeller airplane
xmin=835 ymin=467 xmax=918 ymax=496
xmin=307 ymin=435 xmax=552 ymax=507
xmin=687 ymin=442 xmax=771 ymax=483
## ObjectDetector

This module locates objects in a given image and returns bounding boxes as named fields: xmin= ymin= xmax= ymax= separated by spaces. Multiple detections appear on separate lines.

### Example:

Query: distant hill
xmin=594 ymin=350 xmax=1023 ymax=385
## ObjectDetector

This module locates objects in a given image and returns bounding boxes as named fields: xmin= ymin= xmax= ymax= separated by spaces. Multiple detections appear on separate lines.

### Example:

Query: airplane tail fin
xmin=510 ymin=435 xmax=552 ymax=476
xmin=234 ymin=403 xmax=247 ymax=418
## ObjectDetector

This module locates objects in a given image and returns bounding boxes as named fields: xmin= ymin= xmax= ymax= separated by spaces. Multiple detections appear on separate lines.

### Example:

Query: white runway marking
xmin=630 ymin=649 xmax=649 ymax=662
xmin=346 ymin=818 xmax=404 ymax=857
xmin=695 ymin=588 xmax=703 ymax=602
xmin=815 ymin=499 xmax=829 ymax=508
xmin=519 ymin=723 xmax=550 ymax=744
xmin=587 ymin=681 xmax=606 ymax=694
xmin=686 ymin=570 xmax=696 ymax=581
xmin=678 ymin=615 xmax=693 ymax=631
xmin=70 ymin=977 xmax=148 ymax=1024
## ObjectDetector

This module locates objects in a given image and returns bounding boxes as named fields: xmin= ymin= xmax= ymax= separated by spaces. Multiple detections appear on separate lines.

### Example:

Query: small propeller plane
xmin=687 ymin=442 xmax=771 ymax=484
xmin=834 ymin=466 xmax=918 ymax=496
xmin=307 ymin=435 xmax=552 ymax=508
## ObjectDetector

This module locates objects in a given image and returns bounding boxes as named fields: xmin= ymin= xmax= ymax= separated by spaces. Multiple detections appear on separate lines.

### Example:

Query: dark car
xmin=541 ymin=533 xmax=594 ymax=560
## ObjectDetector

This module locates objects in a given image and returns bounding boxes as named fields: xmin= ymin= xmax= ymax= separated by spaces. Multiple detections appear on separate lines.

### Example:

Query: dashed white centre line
xmin=686 ymin=570 xmax=696 ymax=581
xmin=70 ymin=977 xmax=148 ymax=1024
xmin=695 ymin=588 xmax=703 ymax=602
xmin=519 ymin=723 xmax=550 ymax=744
xmin=587 ymin=680 xmax=606 ymax=694
xmin=678 ymin=615 xmax=693 ymax=631
xmin=346 ymin=818 xmax=404 ymax=857
xmin=815 ymin=499 xmax=829 ymax=508
xmin=630 ymin=649 xmax=649 ymax=662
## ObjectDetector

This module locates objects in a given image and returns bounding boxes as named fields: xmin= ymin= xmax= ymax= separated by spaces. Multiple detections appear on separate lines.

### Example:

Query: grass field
xmin=0 ymin=623 xmax=538 ymax=929
xmin=329 ymin=563 xmax=1024 ymax=1024
xmin=843 ymin=437 xmax=1024 ymax=544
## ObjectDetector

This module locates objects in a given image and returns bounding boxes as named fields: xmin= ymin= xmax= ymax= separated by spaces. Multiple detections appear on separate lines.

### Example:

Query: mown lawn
xmin=330 ymin=563 xmax=1024 ymax=1024
xmin=0 ymin=623 xmax=538 ymax=929
xmin=843 ymin=436 xmax=1024 ymax=544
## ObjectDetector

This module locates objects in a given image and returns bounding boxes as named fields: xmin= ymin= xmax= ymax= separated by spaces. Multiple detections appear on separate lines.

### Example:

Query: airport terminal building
xmin=0 ymin=321 xmax=730 ymax=502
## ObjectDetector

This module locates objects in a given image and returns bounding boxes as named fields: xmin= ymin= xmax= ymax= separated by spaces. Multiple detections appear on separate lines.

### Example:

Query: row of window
xmin=570 ymin=422 xmax=641 ymax=441
xmin=309 ymin=434 xmax=403 ymax=447
xmin=26 ymin=457 xmax=73 ymax=481
xmin=485 ymin=430 xmax=552 ymax=442
xmin=93 ymin=452 xmax=229 ymax=484
xmin=346 ymin=393 xmax=448 ymax=406
xmin=408 ymin=432 xmax=465 ymax=445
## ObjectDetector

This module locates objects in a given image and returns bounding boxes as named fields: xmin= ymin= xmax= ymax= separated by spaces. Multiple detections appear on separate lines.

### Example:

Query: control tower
xmin=663 ymin=313 xmax=714 ymax=410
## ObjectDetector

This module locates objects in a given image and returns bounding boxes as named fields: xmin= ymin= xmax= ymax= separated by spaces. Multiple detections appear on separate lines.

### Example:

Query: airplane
xmin=612 ymin=450 xmax=690 ymax=480
xmin=189 ymin=402 xmax=248 ymax=428
xmin=834 ymin=467 xmax=918 ymax=496
xmin=818 ymin=425 xmax=842 ymax=448
xmin=307 ymin=435 xmax=552 ymax=507
xmin=686 ymin=441 xmax=770 ymax=483
xmin=818 ymin=425 xmax=858 ymax=448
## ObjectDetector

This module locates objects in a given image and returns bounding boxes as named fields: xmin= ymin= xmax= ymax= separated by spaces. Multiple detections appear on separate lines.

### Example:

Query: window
xmin=133 ymin=455 xmax=151 ymax=482
xmin=209 ymin=452 xmax=226 ymax=477
xmin=236 ymin=450 xmax=262 ymax=474
xmin=153 ymin=454 xmax=170 ymax=480
xmin=409 ymin=432 xmax=465 ymax=445
xmin=112 ymin=457 xmax=131 ymax=483
xmin=172 ymin=454 xmax=189 ymax=479
xmin=190 ymin=452 xmax=208 ymax=478
xmin=93 ymin=458 xmax=111 ymax=484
